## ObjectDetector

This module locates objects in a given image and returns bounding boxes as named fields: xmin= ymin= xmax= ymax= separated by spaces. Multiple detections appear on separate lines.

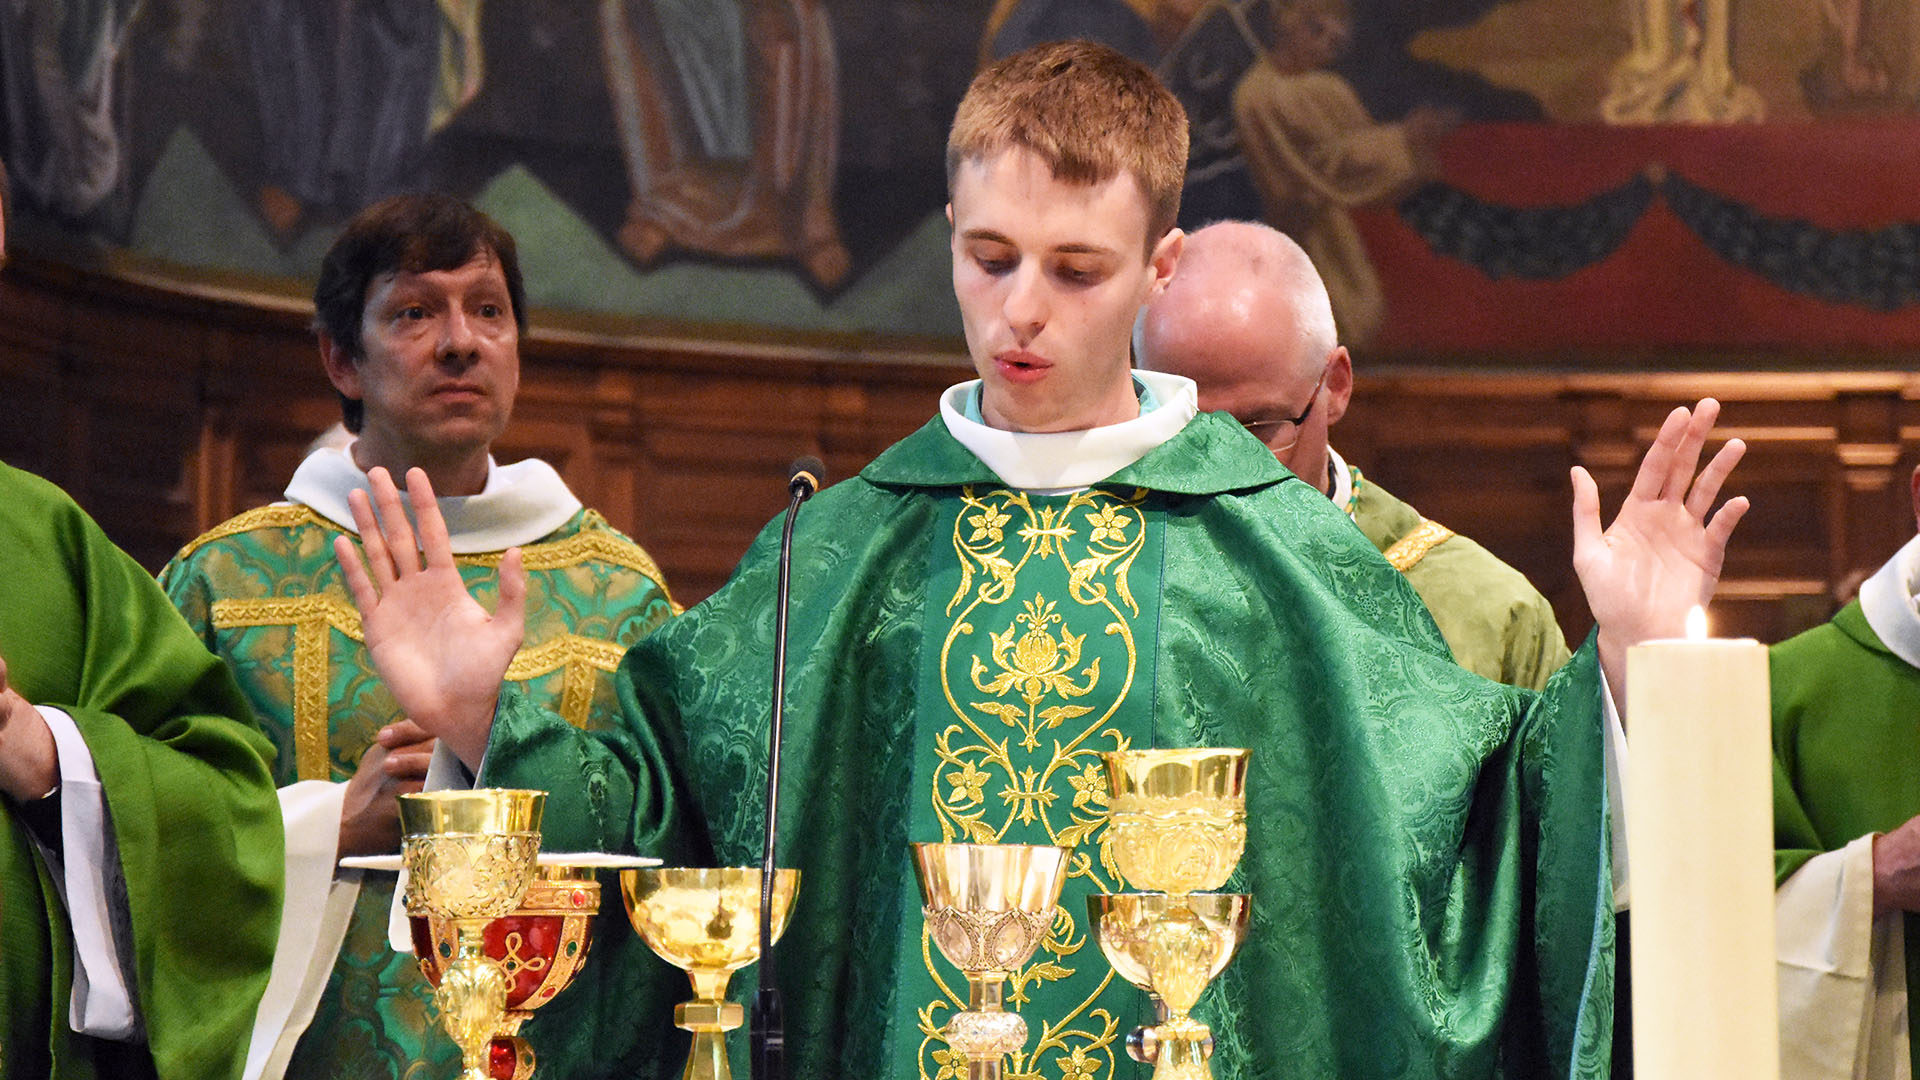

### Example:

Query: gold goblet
xmin=621 ymin=867 xmax=801 ymax=1080
xmin=1093 ymin=748 xmax=1250 ymax=1080
xmin=911 ymin=843 xmax=1072 ymax=1080
xmin=1087 ymin=893 xmax=1251 ymax=1080
xmin=1105 ymin=748 xmax=1249 ymax=896
xmin=401 ymin=790 xmax=546 ymax=1080
xmin=410 ymin=863 xmax=601 ymax=1079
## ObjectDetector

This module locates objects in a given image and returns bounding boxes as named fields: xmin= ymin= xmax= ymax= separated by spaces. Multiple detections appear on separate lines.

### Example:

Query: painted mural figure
xmin=598 ymin=0 xmax=851 ymax=289
xmin=1803 ymin=0 xmax=1920 ymax=109
xmin=1231 ymin=0 xmax=1456 ymax=346
xmin=246 ymin=0 xmax=484 ymax=238
xmin=0 ymin=0 xmax=143 ymax=219
xmin=1598 ymin=0 xmax=1763 ymax=122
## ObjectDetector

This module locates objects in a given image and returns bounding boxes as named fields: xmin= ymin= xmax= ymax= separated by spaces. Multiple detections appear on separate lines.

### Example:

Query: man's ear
xmin=1147 ymin=227 xmax=1184 ymax=298
xmin=319 ymin=332 xmax=361 ymax=400
xmin=1322 ymin=345 xmax=1354 ymax=427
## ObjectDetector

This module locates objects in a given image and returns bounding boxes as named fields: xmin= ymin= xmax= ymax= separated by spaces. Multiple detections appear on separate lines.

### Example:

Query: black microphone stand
xmin=751 ymin=458 xmax=821 ymax=1080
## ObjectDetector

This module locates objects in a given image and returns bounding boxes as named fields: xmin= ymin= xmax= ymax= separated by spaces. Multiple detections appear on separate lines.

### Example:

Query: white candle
xmin=1626 ymin=606 xmax=1777 ymax=1080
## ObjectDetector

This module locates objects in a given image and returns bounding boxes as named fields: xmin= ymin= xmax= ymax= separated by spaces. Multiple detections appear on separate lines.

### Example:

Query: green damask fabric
xmin=485 ymin=413 xmax=1616 ymax=1080
xmin=1771 ymin=600 xmax=1920 ymax=1065
xmin=160 ymin=504 xmax=677 ymax=1080
xmin=0 ymin=462 xmax=280 ymax=1080
xmin=1348 ymin=473 xmax=1571 ymax=691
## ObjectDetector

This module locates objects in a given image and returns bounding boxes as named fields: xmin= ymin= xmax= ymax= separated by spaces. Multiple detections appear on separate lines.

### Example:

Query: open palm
xmin=1573 ymin=400 xmax=1749 ymax=693
xmin=333 ymin=467 xmax=525 ymax=769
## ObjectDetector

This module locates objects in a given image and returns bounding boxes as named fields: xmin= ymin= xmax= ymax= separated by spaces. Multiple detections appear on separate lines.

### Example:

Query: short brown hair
xmin=948 ymin=41 xmax=1189 ymax=251
xmin=314 ymin=194 xmax=526 ymax=432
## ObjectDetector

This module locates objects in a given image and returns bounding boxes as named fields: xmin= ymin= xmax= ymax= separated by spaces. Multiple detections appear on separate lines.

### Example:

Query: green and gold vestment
xmin=161 ymin=486 xmax=677 ymax=1080
xmin=484 ymin=413 xmax=1616 ymax=1080
xmin=0 ymin=462 xmax=280 ymax=1080
xmin=1344 ymin=466 xmax=1571 ymax=691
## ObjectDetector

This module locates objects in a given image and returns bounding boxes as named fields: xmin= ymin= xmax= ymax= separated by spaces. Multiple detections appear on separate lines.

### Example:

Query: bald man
xmin=1139 ymin=220 xmax=1569 ymax=689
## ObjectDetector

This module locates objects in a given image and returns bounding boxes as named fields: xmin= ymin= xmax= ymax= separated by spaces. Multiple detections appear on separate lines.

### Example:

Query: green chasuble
xmin=0 ymin=462 xmax=281 ymax=1080
xmin=483 ymin=413 xmax=1616 ymax=1080
xmin=160 ymin=501 xmax=677 ymax=1080
xmin=1772 ymin=598 xmax=1920 ymax=1067
xmin=1346 ymin=468 xmax=1571 ymax=691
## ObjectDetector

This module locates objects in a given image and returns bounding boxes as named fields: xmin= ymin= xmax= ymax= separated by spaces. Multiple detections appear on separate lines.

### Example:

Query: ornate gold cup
xmin=1093 ymin=748 xmax=1251 ymax=1080
xmin=400 ymin=790 xmax=546 ymax=1080
xmin=1104 ymin=748 xmax=1248 ymax=897
xmin=620 ymin=867 xmax=801 ymax=1080
xmin=410 ymin=863 xmax=600 ymax=1079
xmin=911 ymin=843 xmax=1072 ymax=1080
xmin=1088 ymin=893 xmax=1251 ymax=1080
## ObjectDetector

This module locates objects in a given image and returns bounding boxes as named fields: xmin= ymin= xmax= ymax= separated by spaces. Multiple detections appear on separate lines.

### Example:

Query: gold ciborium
xmin=911 ymin=843 xmax=1072 ymax=1080
xmin=410 ymin=863 xmax=601 ymax=1079
xmin=1092 ymin=748 xmax=1251 ymax=1080
xmin=401 ymin=790 xmax=546 ymax=1080
xmin=621 ymin=867 xmax=800 ymax=1080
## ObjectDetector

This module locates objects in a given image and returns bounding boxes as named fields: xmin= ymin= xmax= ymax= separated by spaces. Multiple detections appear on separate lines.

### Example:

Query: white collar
xmin=937 ymin=370 xmax=1199 ymax=493
xmin=1327 ymin=444 xmax=1353 ymax=513
xmin=284 ymin=445 xmax=582 ymax=553
xmin=1858 ymin=532 xmax=1920 ymax=668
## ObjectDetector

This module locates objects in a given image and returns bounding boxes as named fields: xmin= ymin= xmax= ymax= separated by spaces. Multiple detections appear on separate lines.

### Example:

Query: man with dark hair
xmin=309 ymin=194 xmax=529 ymax=441
xmin=339 ymin=43 xmax=1742 ymax=1079
xmin=160 ymin=193 xmax=678 ymax=1080
xmin=0 ymin=158 xmax=284 ymax=1080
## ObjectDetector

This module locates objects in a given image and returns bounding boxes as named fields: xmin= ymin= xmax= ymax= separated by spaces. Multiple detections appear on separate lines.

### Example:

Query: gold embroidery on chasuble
xmin=207 ymin=516 xmax=652 ymax=782
xmin=1382 ymin=518 xmax=1455 ymax=573
xmin=465 ymin=510 xmax=683 ymax=613
xmin=917 ymin=485 xmax=1154 ymax=1080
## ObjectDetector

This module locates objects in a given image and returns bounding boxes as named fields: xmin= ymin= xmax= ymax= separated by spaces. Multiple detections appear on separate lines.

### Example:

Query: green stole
xmin=900 ymin=484 xmax=1162 ymax=1075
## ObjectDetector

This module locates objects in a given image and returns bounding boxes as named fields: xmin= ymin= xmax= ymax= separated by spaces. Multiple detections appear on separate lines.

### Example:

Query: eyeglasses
xmin=1239 ymin=363 xmax=1331 ymax=456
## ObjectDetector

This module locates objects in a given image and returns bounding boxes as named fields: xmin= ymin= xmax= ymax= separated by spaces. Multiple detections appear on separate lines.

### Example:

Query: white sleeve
xmin=1599 ymin=673 xmax=1630 ymax=912
xmin=1776 ymin=837 xmax=1911 ymax=1080
xmin=241 ymin=780 xmax=362 ymax=1080
xmin=35 ymin=706 xmax=139 ymax=1039
xmin=386 ymin=741 xmax=480 ymax=951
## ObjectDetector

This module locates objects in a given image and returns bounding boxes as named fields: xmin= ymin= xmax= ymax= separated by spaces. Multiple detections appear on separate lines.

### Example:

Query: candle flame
xmin=1685 ymin=605 xmax=1709 ymax=640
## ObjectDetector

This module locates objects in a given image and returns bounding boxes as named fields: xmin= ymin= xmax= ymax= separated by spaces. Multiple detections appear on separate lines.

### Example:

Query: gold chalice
xmin=911 ymin=843 xmax=1073 ymax=1080
xmin=1105 ymin=748 xmax=1248 ymax=896
xmin=1088 ymin=893 xmax=1251 ymax=1080
xmin=410 ymin=863 xmax=601 ymax=1079
xmin=1092 ymin=748 xmax=1250 ymax=1079
xmin=400 ymin=790 xmax=546 ymax=1080
xmin=621 ymin=867 xmax=801 ymax=1080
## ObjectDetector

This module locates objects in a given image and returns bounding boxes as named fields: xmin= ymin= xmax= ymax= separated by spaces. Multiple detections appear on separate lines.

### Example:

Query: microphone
xmin=752 ymin=455 xmax=825 ymax=1080
xmin=787 ymin=456 xmax=823 ymax=500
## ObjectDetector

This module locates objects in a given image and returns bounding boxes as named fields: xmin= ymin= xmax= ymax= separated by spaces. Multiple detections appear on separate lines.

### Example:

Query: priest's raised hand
xmin=1572 ymin=398 xmax=1750 ymax=704
xmin=333 ymin=466 xmax=526 ymax=769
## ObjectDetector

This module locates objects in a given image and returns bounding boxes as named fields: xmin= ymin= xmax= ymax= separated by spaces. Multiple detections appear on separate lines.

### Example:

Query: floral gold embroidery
xmin=924 ymin=485 xmax=1147 ymax=1080
xmin=969 ymin=506 xmax=1012 ymax=545
xmin=971 ymin=596 xmax=1099 ymax=751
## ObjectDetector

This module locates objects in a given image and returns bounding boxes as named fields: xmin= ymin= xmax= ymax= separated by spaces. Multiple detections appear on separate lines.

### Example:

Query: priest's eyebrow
xmin=960 ymin=228 xmax=1119 ymax=257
